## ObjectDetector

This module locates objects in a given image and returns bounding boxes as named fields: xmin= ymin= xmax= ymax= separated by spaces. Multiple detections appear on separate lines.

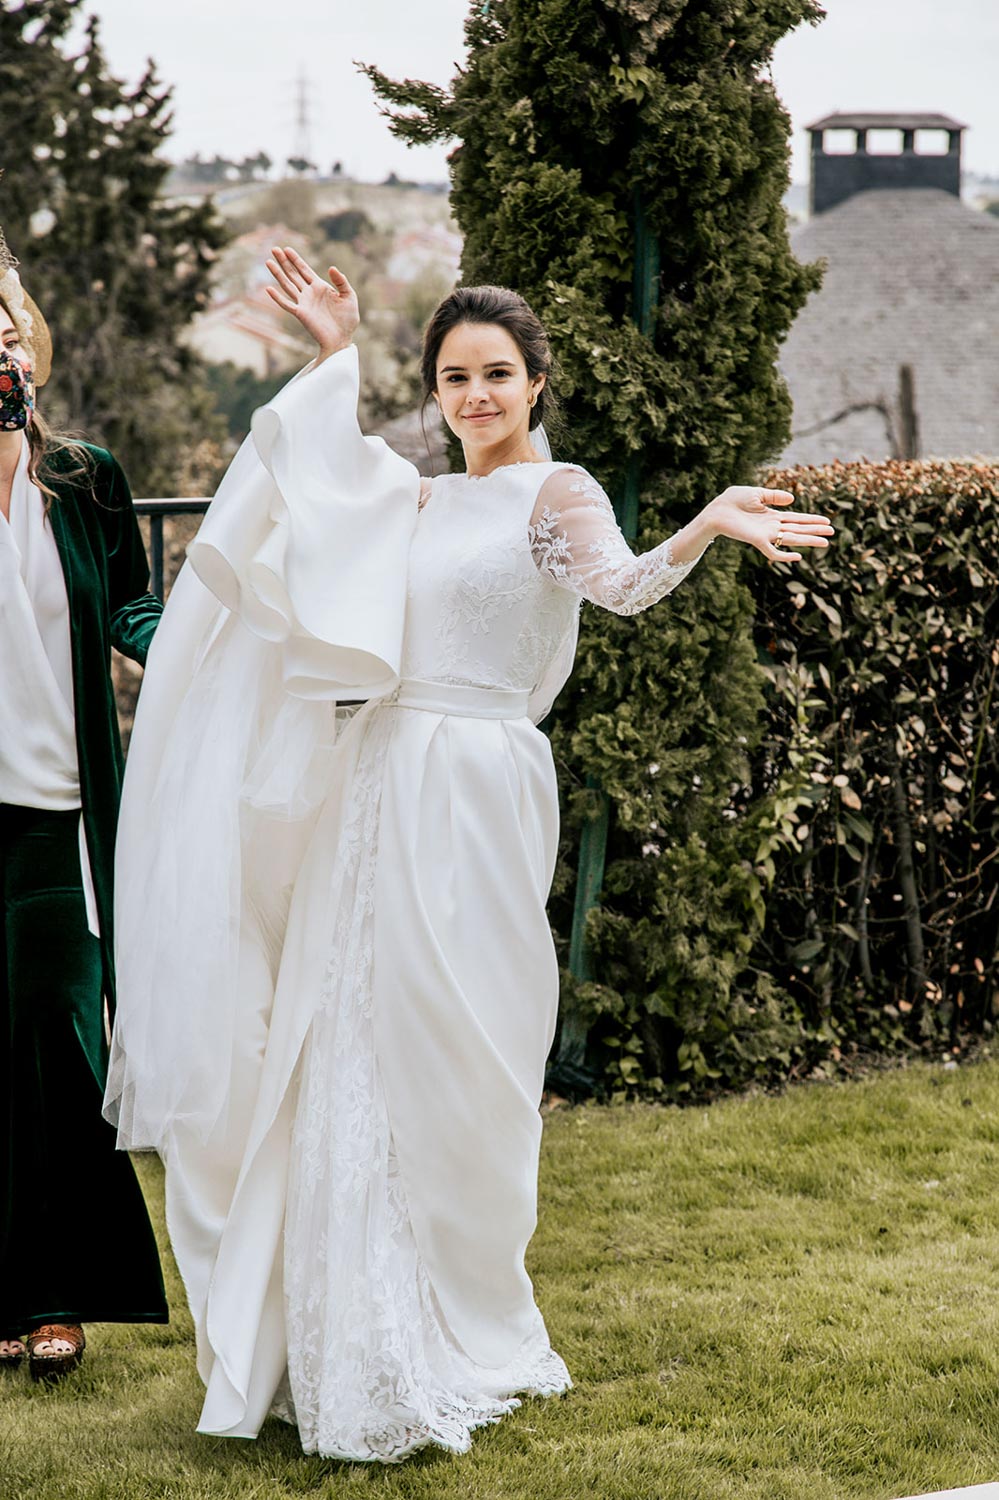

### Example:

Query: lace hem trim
xmin=273 ymin=1348 xmax=571 ymax=1463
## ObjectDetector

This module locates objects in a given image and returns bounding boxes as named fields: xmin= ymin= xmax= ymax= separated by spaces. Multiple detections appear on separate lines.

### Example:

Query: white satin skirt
xmin=163 ymin=680 xmax=571 ymax=1463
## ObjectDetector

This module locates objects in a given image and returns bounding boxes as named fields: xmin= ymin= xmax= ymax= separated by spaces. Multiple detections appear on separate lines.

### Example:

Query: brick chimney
xmin=808 ymin=112 xmax=966 ymax=216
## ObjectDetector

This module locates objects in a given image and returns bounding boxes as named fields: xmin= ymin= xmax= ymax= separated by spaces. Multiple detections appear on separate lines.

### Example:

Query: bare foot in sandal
xmin=26 ymin=1324 xmax=85 ymax=1381
xmin=0 ymin=1336 xmax=25 ymax=1368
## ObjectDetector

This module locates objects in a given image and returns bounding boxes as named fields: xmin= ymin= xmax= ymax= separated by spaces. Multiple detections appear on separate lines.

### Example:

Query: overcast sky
xmin=76 ymin=0 xmax=999 ymax=184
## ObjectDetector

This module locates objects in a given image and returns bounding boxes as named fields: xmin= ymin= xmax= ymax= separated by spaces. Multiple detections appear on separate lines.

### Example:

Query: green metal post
xmin=558 ymin=190 xmax=660 ymax=1070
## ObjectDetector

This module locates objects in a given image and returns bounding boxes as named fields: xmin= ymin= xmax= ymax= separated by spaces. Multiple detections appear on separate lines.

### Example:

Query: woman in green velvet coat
xmin=0 ymin=244 xmax=167 ymax=1380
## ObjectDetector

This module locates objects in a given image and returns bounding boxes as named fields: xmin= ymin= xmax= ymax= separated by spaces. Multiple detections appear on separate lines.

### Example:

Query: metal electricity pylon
xmin=287 ymin=69 xmax=317 ymax=176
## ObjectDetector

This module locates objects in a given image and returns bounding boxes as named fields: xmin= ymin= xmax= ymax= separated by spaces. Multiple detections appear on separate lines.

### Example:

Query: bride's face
xmin=434 ymin=322 xmax=544 ymax=450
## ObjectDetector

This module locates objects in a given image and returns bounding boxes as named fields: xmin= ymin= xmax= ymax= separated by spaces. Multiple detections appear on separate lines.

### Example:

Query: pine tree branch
xmin=357 ymin=64 xmax=455 ymax=146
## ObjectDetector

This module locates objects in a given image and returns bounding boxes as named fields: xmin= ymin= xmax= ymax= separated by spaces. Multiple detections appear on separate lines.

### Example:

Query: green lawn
xmin=3 ymin=1063 xmax=999 ymax=1500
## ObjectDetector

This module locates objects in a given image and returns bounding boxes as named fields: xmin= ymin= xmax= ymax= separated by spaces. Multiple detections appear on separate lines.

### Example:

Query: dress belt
xmin=391 ymin=678 xmax=530 ymax=720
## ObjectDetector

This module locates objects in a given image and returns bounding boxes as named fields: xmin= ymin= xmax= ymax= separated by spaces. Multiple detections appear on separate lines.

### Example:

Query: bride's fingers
xmin=271 ymin=247 xmax=308 ymax=294
xmin=264 ymin=284 xmax=298 ymax=315
xmin=280 ymin=246 xmax=316 ymax=285
xmin=779 ymin=513 xmax=835 ymax=529
xmin=328 ymin=265 xmax=352 ymax=296
xmin=760 ymin=490 xmax=795 ymax=507
xmin=266 ymin=257 xmax=299 ymax=300
xmin=269 ymin=250 xmax=304 ymax=295
xmin=764 ymin=540 xmax=802 ymax=562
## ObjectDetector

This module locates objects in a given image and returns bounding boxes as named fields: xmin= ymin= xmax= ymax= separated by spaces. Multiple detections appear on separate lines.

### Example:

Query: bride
xmin=105 ymin=249 xmax=833 ymax=1463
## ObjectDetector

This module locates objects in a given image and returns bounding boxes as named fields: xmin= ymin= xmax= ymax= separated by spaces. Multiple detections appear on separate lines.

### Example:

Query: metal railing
xmin=134 ymin=498 xmax=211 ymax=600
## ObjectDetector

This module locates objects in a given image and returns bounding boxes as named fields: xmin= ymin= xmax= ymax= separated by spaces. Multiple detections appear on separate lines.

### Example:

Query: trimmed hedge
xmin=750 ymin=459 xmax=999 ymax=1067
xmin=548 ymin=458 xmax=999 ymax=1098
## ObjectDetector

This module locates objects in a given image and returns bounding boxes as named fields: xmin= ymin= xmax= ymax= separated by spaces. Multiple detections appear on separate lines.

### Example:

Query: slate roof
xmin=807 ymin=111 xmax=966 ymax=133
xmin=777 ymin=188 xmax=999 ymax=465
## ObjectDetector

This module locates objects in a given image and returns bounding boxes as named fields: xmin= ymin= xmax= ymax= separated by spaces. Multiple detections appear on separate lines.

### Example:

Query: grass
xmin=3 ymin=1062 xmax=999 ymax=1500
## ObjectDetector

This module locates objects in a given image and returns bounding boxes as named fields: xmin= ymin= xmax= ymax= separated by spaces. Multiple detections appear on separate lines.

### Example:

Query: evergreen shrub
xmin=0 ymin=0 xmax=228 ymax=494
xmin=368 ymin=0 xmax=823 ymax=1099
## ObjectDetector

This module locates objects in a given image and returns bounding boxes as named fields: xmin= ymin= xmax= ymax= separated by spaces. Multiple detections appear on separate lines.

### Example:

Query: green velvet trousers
xmin=0 ymin=805 xmax=168 ymax=1331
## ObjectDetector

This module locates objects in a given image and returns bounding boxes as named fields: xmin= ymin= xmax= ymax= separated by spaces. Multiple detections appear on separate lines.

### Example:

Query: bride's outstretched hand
xmin=706 ymin=485 xmax=835 ymax=563
xmin=265 ymin=246 xmax=360 ymax=360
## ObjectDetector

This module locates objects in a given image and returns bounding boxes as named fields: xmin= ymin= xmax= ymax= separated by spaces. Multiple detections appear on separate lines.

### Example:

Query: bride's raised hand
xmin=705 ymin=485 xmax=835 ymax=564
xmin=265 ymin=246 xmax=360 ymax=360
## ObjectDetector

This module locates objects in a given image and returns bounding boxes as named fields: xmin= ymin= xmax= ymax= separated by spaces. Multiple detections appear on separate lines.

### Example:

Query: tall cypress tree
xmin=367 ymin=0 xmax=823 ymax=1097
xmin=0 ymin=0 xmax=227 ymax=493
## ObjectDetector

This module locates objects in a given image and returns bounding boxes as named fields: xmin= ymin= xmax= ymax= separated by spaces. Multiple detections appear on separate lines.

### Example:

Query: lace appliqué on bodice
xmin=401 ymin=467 xmax=576 ymax=697
xmin=401 ymin=462 xmax=704 ymax=710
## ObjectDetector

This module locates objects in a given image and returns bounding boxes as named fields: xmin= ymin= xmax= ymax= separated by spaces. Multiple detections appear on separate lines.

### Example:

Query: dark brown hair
xmin=420 ymin=284 xmax=556 ymax=434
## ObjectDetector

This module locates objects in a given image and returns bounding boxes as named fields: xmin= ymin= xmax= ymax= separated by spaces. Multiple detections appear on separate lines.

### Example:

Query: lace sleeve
xmin=528 ymin=467 xmax=705 ymax=616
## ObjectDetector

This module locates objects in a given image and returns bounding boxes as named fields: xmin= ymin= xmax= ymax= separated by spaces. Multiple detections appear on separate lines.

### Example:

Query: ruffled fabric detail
xmin=107 ymin=350 xmax=418 ymax=1153
xmin=188 ymin=347 xmax=419 ymax=699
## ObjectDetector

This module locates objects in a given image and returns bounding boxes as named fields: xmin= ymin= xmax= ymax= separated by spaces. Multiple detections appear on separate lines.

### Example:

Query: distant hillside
xmin=180 ymin=176 xmax=461 ymax=460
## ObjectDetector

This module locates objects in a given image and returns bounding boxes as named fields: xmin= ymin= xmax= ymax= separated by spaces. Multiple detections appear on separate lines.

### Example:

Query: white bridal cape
xmin=106 ymin=348 xmax=702 ymax=1462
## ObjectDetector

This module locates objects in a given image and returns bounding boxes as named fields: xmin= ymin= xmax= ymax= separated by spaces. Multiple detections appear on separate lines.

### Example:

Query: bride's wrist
xmin=691 ymin=504 xmax=722 ymax=545
xmin=314 ymin=338 xmax=353 ymax=367
xmin=667 ymin=509 xmax=718 ymax=565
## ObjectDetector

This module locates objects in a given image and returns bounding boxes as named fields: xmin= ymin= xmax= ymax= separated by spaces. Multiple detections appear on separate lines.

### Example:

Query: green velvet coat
xmin=45 ymin=443 xmax=162 ymax=1052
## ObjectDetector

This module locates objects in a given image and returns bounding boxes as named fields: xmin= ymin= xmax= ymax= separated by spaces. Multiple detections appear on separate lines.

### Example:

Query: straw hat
xmin=0 ymin=228 xmax=52 ymax=387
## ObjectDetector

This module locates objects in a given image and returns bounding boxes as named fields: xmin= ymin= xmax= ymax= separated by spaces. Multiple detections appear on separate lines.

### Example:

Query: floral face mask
xmin=0 ymin=349 xmax=36 ymax=431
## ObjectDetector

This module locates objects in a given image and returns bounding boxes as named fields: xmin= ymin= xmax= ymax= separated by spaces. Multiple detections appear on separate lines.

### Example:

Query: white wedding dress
xmin=105 ymin=348 xmax=703 ymax=1462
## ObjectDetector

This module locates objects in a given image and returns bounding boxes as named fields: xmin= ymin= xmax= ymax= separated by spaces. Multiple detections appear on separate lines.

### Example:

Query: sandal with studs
xmin=0 ymin=1333 xmax=25 ymax=1371
xmin=26 ymin=1324 xmax=85 ymax=1382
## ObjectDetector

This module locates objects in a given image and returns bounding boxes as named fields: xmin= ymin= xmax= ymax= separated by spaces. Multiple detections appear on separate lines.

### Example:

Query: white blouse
xmin=0 ymin=437 xmax=99 ymax=934
xmin=0 ymin=437 xmax=80 ymax=808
